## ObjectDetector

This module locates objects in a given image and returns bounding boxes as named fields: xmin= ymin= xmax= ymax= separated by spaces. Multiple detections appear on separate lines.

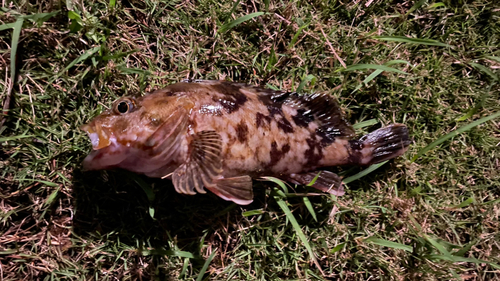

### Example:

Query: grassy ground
xmin=1 ymin=0 xmax=500 ymax=280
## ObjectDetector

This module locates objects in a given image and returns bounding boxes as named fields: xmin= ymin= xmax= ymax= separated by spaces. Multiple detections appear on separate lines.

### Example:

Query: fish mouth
xmin=80 ymin=123 xmax=112 ymax=150
xmin=81 ymin=123 xmax=128 ymax=171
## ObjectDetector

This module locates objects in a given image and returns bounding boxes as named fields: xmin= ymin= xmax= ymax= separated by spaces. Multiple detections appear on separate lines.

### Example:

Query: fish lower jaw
xmin=88 ymin=132 xmax=100 ymax=148
xmin=82 ymin=139 xmax=127 ymax=171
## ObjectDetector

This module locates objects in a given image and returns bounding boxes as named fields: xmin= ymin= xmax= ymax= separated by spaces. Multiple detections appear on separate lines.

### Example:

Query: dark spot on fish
xmin=209 ymin=83 xmax=249 ymax=114
xmin=256 ymin=112 xmax=271 ymax=128
xmin=236 ymin=121 xmax=249 ymax=143
xmin=347 ymin=140 xmax=363 ymax=165
xmin=316 ymin=126 xmax=343 ymax=146
xmin=268 ymin=141 xmax=291 ymax=167
xmin=267 ymin=105 xmax=283 ymax=118
xmin=277 ymin=117 xmax=294 ymax=133
xmin=257 ymin=90 xmax=293 ymax=104
xmin=292 ymin=108 xmax=314 ymax=127
xmin=257 ymin=94 xmax=273 ymax=106
xmin=213 ymin=92 xmax=248 ymax=114
xmin=304 ymin=135 xmax=323 ymax=167
xmin=349 ymin=139 xmax=363 ymax=150
xmin=282 ymin=143 xmax=291 ymax=154
xmin=257 ymin=94 xmax=296 ymax=133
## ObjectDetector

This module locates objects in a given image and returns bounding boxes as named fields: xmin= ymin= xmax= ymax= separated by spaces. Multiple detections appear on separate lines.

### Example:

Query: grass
xmin=1 ymin=0 xmax=500 ymax=280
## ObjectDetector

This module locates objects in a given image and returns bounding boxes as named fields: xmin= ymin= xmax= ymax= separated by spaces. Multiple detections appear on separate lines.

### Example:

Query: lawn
xmin=1 ymin=0 xmax=500 ymax=280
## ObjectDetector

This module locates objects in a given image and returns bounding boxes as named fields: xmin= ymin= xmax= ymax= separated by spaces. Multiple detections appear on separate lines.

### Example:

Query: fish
xmin=81 ymin=80 xmax=411 ymax=205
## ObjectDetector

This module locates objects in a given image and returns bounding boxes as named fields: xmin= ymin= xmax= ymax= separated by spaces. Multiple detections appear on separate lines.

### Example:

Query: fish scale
xmin=82 ymin=80 xmax=411 ymax=205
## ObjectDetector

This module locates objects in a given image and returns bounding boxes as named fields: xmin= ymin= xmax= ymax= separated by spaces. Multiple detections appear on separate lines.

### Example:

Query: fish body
xmin=82 ymin=80 xmax=410 ymax=204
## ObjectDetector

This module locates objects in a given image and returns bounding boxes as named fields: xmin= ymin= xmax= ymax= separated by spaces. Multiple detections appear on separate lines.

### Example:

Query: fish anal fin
xmin=172 ymin=130 xmax=223 ymax=195
xmin=206 ymin=176 xmax=254 ymax=205
xmin=286 ymin=170 xmax=345 ymax=196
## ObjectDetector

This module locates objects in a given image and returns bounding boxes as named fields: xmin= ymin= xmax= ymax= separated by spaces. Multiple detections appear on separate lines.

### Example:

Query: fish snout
xmin=81 ymin=123 xmax=112 ymax=150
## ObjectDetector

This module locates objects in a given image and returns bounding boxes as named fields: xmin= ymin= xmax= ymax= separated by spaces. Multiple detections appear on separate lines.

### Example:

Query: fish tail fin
xmin=350 ymin=124 xmax=411 ymax=165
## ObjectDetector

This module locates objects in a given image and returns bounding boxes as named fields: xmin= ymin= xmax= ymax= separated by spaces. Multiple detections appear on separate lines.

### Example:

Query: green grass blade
xmin=242 ymin=209 xmax=265 ymax=216
xmin=296 ymin=74 xmax=316 ymax=93
xmin=340 ymin=64 xmax=408 ymax=74
xmin=407 ymin=0 xmax=426 ymax=15
xmin=219 ymin=12 xmax=266 ymax=33
xmin=485 ymin=56 xmax=500 ymax=63
xmin=450 ymin=197 xmax=475 ymax=208
xmin=412 ymin=111 xmax=500 ymax=162
xmin=0 ymin=134 xmax=35 ymax=142
xmin=23 ymin=11 xmax=59 ymax=26
xmin=0 ymin=22 xmax=17 ymax=31
xmin=343 ymin=161 xmax=388 ymax=184
xmin=424 ymin=235 xmax=453 ymax=259
xmin=373 ymin=36 xmax=452 ymax=47
xmin=427 ymin=2 xmax=446 ymax=10
xmin=261 ymin=176 xmax=288 ymax=194
xmin=288 ymin=23 xmax=310 ymax=49
xmin=141 ymin=249 xmax=195 ymax=259
xmin=48 ymin=46 xmax=100 ymax=85
xmin=302 ymin=197 xmax=317 ymax=222
xmin=470 ymin=62 xmax=499 ymax=81
xmin=305 ymin=171 xmax=321 ymax=186
xmin=45 ymin=187 xmax=60 ymax=206
xmin=365 ymin=237 xmax=413 ymax=252
xmin=274 ymin=192 xmax=321 ymax=272
xmin=10 ymin=17 xmax=23 ymax=88
xmin=330 ymin=243 xmax=345 ymax=254
xmin=352 ymin=119 xmax=378 ymax=129
xmin=351 ymin=69 xmax=383 ymax=93
xmin=352 ymin=60 xmax=410 ymax=93
xmin=196 ymin=249 xmax=217 ymax=281
xmin=130 ymin=174 xmax=155 ymax=201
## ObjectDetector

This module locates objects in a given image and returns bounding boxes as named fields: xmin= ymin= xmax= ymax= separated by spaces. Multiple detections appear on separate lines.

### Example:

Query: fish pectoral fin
xmin=172 ymin=130 xmax=223 ymax=195
xmin=286 ymin=171 xmax=345 ymax=196
xmin=206 ymin=176 xmax=254 ymax=205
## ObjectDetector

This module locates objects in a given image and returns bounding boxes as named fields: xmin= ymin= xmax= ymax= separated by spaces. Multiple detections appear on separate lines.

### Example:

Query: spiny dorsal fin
xmin=178 ymin=80 xmax=355 ymax=140
xmin=280 ymin=92 xmax=354 ymax=138
xmin=172 ymin=130 xmax=223 ymax=195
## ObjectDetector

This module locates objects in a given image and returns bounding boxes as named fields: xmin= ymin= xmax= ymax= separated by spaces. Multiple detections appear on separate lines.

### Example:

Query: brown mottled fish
xmin=81 ymin=80 xmax=410 ymax=205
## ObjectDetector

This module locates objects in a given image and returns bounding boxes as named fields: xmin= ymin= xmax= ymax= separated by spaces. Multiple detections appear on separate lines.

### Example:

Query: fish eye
xmin=114 ymin=98 xmax=134 ymax=115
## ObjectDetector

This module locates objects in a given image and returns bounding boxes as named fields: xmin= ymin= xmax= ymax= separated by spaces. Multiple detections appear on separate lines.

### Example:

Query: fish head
xmin=81 ymin=94 xmax=192 ymax=171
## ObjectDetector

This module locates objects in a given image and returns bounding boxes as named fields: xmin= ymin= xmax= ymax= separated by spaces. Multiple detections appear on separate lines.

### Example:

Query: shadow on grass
xmin=71 ymin=168 xmax=258 ymax=254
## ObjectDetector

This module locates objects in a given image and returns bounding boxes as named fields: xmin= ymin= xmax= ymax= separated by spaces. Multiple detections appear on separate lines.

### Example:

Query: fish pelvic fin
xmin=286 ymin=170 xmax=344 ymax=196
xmin=349 ymin=124 xmax=411 ymax=165
xmin=206 ymin=176 xmax=254 ymax=205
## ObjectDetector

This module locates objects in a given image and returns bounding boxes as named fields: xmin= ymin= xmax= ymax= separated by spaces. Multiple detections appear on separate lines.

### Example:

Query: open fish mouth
xmin=80 ymin=123 xmax=112 ymax=150
xmin=81 ymin=123 xmax=129 ymax=171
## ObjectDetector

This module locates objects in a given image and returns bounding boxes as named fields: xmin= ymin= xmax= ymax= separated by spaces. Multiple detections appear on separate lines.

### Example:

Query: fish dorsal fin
xmin=172 ymin=130 xmax=223 ymax=195
xmin=179 ymin=80 xmax=354 ymax=139
xmin=277 ymin=92 xmax=355 ymax=140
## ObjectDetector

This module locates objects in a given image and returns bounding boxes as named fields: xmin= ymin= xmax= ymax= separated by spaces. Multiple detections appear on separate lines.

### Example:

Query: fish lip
xmin=81 ymin=123 xmax=112 ymax=150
